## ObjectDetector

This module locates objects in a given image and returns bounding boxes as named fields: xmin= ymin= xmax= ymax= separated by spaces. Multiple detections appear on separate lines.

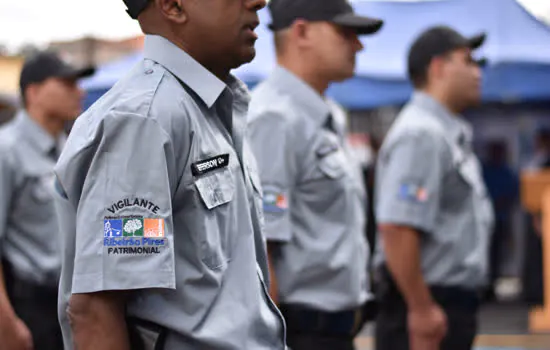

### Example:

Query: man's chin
xmin=332 ymin=70 xmax=355 ymax=83
xmin=65 ymin=111 xmax=81 ymax=121
xmin=470 ymin=94 xmax=482 ymax=107
xmin=236 ymin=46 xmax=256 ymax=67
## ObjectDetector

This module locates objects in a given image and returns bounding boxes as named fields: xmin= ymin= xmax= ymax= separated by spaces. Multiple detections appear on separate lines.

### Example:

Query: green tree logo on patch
xmin=123 ymin=218 xmax=144 ymax=236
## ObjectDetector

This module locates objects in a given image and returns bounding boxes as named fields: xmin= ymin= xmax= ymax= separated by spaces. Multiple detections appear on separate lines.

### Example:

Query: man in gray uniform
xmin=247 ymin=0 xmax=382 ymax=349
xmin=0 ymin=52 xmax=93 ymax=350
xmin=53 ymin=0 xmax=286 ymax=349
xmin=374 ymin=26 xmax=494 ymax=350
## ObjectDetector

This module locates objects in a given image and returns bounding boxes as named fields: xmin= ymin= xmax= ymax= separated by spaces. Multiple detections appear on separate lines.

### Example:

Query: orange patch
xmin=276 ymin=194 xmax=288 ymax=209
xmin=144 ymin=218 xmax=165 ymax=238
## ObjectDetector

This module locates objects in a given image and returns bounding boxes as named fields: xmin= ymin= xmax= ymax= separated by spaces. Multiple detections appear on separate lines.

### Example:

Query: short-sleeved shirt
xmin=247 ymin=66 xmax=370 ymax=312
xmin=54 ymin=34 xmax=286 ymax=350
xmin=0 ymin=111 xmax=64 ymax=286
xmin=374 ymin=92 xmax=495 ymax=288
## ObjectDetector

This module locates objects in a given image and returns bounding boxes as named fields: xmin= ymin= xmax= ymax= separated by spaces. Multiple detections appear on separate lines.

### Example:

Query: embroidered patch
xmin=191 ymin=154 xmax=230 ymax=176
xmin=123 ymin=218 xmax=144 ymax=236
xmin=398 ymin=184 xmax=429 ymax=203
xmin=104 ymin=219 xmax=123 ymax=237
xmin=144 ymin=218 xmax=165 ymax=238
xmin=104 ymin=216 xmax=166 ymax=255
xmin=107 ymin=198 xmax=160 ymax=215
xmin=263 ymin=192 xmax=289 ymax=213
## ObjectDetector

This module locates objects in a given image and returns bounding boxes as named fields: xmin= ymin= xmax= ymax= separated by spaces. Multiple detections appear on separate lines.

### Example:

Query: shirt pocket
xmin=30 ymin=172 xmax=56 ymax=204
xmin=318 ymin=150 xmax=347 ymax=180
xmin=194 ymin=168 xmax=235 ymax=270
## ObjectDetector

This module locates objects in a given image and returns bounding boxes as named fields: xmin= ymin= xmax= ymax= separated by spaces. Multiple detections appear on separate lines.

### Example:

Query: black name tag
xmin=191 ymin=154 xmax=230 ymax=176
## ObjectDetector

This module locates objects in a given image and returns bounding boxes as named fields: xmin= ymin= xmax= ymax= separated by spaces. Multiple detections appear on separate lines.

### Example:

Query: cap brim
xmin=57 ymin=66 xmax=96 ymax=80
xmin=467 ymin=33 xmax=486 ymax=50
xmin=332 ymin=13 xmax=384 ymax=35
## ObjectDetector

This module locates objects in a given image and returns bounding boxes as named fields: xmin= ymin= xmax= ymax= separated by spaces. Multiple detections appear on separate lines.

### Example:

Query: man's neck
xmin=164 ymin=34 xmax=231 ymax=82
xmin=421 ymin=88 xmax=462 ymax=115
xmin=26 ymin=108 xmax=65 ymax=138
xmin=277 ymin=56 xmax=329 ymax=95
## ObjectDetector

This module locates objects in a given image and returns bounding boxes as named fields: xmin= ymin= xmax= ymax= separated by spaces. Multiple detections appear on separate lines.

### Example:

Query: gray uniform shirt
xmin=375 ymin=92 xmax=495 ymax=288
xmin=248 ymin=66 xmax=370 ymax=312
xmin=54 ymin=35 xmax=286 ymax=350
xmin=0 ymin=111 xmax=64 ymax=286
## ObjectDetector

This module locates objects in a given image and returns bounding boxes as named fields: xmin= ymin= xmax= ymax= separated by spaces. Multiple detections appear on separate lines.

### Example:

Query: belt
xmin=279 ymin=301 xmax=377 ymax=337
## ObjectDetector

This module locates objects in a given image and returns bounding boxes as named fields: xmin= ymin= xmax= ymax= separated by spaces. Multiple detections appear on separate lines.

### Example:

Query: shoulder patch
xmin=263 ymin=192 xmax=288 ymax=213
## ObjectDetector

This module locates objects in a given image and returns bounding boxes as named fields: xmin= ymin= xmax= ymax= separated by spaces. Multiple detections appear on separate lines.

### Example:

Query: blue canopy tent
xmin=82 ymin=0 xmax=550 ymax=110
xmin=81 ymin=52 xmax=143 ymax=110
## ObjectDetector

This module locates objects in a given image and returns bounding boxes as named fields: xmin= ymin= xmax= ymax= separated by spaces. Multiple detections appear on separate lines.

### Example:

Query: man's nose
xmin=246 ymin=0 xmax=267 ymax=11
xmin=351 ymin=33 xmax=364 ymax=52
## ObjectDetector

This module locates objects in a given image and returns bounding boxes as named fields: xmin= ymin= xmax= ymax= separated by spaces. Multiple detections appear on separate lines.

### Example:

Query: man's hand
xmin=0 ymin=316 xmax=33 ymax=350
xmin=408 ymin=303 xmax=447 ymax=350
xmin=0 ymin=267 xmax=33 ymax=350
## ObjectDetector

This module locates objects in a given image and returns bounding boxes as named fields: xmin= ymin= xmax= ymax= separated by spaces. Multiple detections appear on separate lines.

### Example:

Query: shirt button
xmin=145 ymin=69 xmax=154 ymax=75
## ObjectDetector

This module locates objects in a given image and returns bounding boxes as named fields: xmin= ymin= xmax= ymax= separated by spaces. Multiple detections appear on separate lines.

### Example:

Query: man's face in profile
xmin=183 ymin=0 xmax=266 ymax=69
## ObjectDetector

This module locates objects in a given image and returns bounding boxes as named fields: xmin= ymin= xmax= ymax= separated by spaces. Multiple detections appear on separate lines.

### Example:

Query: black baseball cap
xmin=407 ymin=26 xmax=487 ymax=83
xmin=19 ymin=51 xmax=95 ymax=94
xmin=268 ymin=0 xmax=383 ymax=35
xmin=123 ymin=0 xmax=150 ymax=19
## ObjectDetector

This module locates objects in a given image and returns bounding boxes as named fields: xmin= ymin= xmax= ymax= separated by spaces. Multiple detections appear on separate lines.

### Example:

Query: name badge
xmin=191 ymin=154 xmax=230 ymax=176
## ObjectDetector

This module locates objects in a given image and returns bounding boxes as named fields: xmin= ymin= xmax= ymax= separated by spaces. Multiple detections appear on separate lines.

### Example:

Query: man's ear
xmin=429 ymin=56 xmax=447 ymax=83
xmin=291 ymin=19 xmax=311 ymax=49
xmin=155 ymin=0 xmax=187 ymax=24
xmin=25 ymin=84 xmax=41 ymax=107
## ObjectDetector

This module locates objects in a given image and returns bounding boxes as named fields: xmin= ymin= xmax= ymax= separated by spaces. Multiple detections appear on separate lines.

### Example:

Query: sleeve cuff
xmin=72 ymin=269 xmax=176 ymax=294
xmin=264 ymin=213 xmax=292 ymax=242
xmin=376 ymin=213 xmax=435 ymax=235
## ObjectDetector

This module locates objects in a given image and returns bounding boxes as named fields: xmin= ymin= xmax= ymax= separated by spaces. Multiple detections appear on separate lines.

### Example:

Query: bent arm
xmin=375 ymin=131 xmax=447 ymax=309
xmin=379 ymin=224 xmax=434 ymax=310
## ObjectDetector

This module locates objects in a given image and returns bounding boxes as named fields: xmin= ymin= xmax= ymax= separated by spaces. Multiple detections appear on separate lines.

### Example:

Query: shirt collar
xmin=269 ymin=66 xmax=331 ymax=125
xmin=143 ymin=35 xmax=228 ymax=109
xmin=16 ymin=110 xmax=58 ymax=154
xmin=411 ymin=91 xmax=473 ymax=145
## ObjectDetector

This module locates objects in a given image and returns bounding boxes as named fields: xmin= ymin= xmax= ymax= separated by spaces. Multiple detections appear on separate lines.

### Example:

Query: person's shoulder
xmin=72 ymin=60 xmax=193 ymax=145
xmin=0 ymin=116 xmax=23 ymax=153
xmin=388 ymin=101 xmax=448 ymax=142
xmin=105 ymin=60 xmax=176 ymax=119
xmin=248 ymin=81 xmax=301 ymax=129
xmin=380 ymin=111 xmax=448 ymax=162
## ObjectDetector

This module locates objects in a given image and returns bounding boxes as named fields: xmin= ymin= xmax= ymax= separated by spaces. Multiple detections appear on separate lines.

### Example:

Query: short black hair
xmin=19 ymin=50 xmax=95 ymax=107
xmin=407 ymin=26 xmax=486 ymax=89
